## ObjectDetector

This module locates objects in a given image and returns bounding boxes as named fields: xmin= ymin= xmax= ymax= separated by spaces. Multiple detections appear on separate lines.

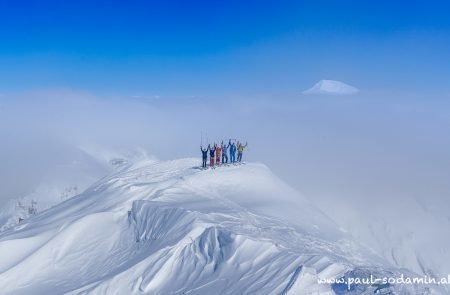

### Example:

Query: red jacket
xmin=215 ymin=145 xmax=222 ymax=158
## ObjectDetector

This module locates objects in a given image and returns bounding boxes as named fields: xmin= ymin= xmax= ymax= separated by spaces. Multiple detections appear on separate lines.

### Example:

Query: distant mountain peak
xmin=303 ymin=80 xmax=359 ymax=95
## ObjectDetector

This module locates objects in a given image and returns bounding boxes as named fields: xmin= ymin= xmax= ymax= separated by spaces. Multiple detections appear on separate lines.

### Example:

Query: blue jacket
xmin=229 ymin=142 xmax=236 ymax=154
xmin=222 ymin=143 xmax=229 ymax=154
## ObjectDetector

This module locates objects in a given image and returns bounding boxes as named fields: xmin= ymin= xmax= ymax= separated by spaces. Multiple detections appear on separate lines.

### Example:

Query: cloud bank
xmin=1 ymin=88 xmax=450 ymax=276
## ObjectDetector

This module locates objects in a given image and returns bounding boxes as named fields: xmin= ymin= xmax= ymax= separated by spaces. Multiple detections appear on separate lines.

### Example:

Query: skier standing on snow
xmin=200 ymin=145 xmax=209 ymax=168
xmin=237 ymin=142 xmax=248 ymax=162
xmin=209 ymin=144 xmax=216 ymax=168
xmin=222 ymin=141 xmax=229 ymax=164
xmin=229 ymin=139 xmax=237 ymax=163
xmin=215 ymin=142 xmax=223 ymax=167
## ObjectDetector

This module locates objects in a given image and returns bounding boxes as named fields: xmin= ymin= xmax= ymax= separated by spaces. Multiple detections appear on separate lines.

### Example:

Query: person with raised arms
xmin=229 ymin=139 xmax=236 ymax=163
xmin=221 ymin=140 xmax=229 ymax=164
xmin=215 ymin=142 xmax=222 ymax=167
xmin=209 ymin=143 xmax=216 ymax=168
xmin=237 ymin=141 xmax=248 ymax=163
xmin=200 ymin=145 xmax=209 ymax=168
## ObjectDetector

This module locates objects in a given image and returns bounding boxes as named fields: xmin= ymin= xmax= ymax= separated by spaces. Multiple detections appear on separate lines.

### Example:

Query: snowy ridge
xmin=0 ymin=159 xmax=440 ymax=294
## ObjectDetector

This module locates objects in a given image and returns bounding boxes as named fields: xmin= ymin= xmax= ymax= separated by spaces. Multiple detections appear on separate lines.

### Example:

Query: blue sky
xmin=0 ymin=0 xmax=450 ymax=97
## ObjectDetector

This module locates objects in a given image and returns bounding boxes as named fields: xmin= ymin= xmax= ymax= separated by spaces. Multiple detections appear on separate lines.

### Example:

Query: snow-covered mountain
xmin=0 ymin=159 xmax=442 ymax=294
xmin=303 ymin=80 xmax=359 ymax=95
xmin=0 ymin=146 xmax=153 ymax=232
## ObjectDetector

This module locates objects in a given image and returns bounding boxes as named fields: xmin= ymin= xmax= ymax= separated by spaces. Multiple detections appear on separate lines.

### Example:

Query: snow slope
xmin=0 ymin=159 xmax=440 ymax=294
xmin=0 ymin=146 xmax=153 ymax=232
xmin=303 ymin=80 xmax=359 ymax=95
xmin=318 ymin=193 xmax=450 ymax=281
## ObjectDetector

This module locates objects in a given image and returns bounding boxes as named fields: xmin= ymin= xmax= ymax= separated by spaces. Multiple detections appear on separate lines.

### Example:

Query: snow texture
xmin=0 ymin=159 xmax=442 ymax=294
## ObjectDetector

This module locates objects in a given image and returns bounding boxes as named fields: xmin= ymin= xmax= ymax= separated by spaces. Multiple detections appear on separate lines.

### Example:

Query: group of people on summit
xmin=200 ymin=140 xmax=248 ymax=168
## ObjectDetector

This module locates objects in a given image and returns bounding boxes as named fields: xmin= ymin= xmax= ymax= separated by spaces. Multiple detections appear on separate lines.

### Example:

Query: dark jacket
xmin=200 ymin=146 xmax=208 ymax=159
xmin=209 ymin=145 xmax=216 ymax=157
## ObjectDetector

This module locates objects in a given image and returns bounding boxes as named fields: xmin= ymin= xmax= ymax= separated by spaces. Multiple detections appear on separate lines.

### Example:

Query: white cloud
xmin=303 ymin=80 xmax=359 ymax=95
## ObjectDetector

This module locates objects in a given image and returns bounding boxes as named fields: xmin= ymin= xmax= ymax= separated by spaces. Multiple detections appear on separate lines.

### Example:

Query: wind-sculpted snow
xmin=0 ymin=159 xmax=441 ymax=294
